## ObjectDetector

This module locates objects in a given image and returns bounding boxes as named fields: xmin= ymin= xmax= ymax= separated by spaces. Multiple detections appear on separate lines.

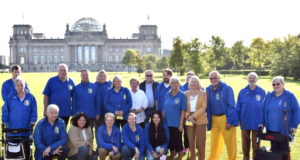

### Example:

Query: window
xmin=77 ymin=46 xmax=82 ymax=63
xmin=20 ymin=57 xmax=24 ymax=64
xmin=115 ymin=55 xmax=120 ymax=62
xmin=84 ymin=46 xmax=89 ymax=64
xmin=33 ymin=47 xmax=38 ymax=53
xmin=91 ymin=46 xmax=96 ymax=64
xmin=59 ymin=48 xmax=64 ymax=53
xmin=18 ymin=47 xmax=25 ymax=53
xmin=47 ymin=56 xmax=51 ymax=64
xmin=109 ymin=55 xmax=113 ymax=62
xmin=60 ymin=55 xmax=64 ymax=62
xmin=46 ymin=47 xmax=52 ymax=53
xmin=54 ymin=56 xmax=58 ymax=63
xmin=40 ymin=56 xmax=45 ymax=64
xmin=53 ymin=47 xmax=59 ymax=53
xmin=34 ymin=56 xmax=38 ymax=64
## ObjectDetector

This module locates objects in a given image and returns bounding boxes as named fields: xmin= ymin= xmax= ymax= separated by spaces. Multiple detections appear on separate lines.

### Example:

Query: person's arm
xmin=235 ymin=91 xmax=242 ymax=124
xmin=123 ymin=88 xmax=132 ymax=114
xmin=104 ymin=91 xmax=116 ymax=113
xmin=141 ymin=91 xmax=149 ymax=110
xmin=43 ymin=95 xmax=49 ymax=116
xmin=179 ymin=93 xmax=187 ymax=131
xmin=72 ymin=87 xmax=77 ymax=116
xmin=289 ymin=93 xmax=300 ymax=129
xmin=30 ymin=96 xmax=38 ymax=123
xmin=96 ymin=127 xmax=113 ymax=150
xmin=1 ymin=82 xmax=8 ymax=102
xmin=144 ymin=124 xmax=154 ymax=152
xmin=33 ymin=122 xmax=48 ymax=152
xmin=115 ymin=128 xmax=122 ymax=150
xmin=95 ymin=85 xmax=101 ymax=116
xmin=43 ymin=80 xmax=51 ymax=116
xmin=49 ymin=122 xmax=68 ymax=151
xmin=2 ymin=100 xmax=10 ymax=124
xmin=224 ymin=86 xmax=238 ymax=126
xmin=122 ymin=126 xmax=136 ymax=150
xmin=139 ymin=129 xmax=145 ymax=153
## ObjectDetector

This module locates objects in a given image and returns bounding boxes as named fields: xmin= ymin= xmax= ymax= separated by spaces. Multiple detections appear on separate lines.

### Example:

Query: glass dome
xmin=71 ymin=17 xmax=102 ymax=32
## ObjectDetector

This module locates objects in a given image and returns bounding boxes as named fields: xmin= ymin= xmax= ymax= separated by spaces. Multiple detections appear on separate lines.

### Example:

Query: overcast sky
xmin=1 ymin=0 xmax=300 ymax=59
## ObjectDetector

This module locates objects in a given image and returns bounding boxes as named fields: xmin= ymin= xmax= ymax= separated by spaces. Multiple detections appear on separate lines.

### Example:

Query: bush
xmin=218 ymin=70 xmax=270 ymax=76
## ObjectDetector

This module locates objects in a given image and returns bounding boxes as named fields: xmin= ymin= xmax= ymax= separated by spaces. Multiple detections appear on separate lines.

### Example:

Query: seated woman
xmin=2 ymin=77 xmax=37 ymax=160
xmin=97 ymin=113 xmax=121 ymax=160
xmin=68 ymin=112 xmax=98 ymax=160
xmin=121 ymin=112 xmax=145 ymax=160
xmin=145 ymin=111 xmax=169 ymax=160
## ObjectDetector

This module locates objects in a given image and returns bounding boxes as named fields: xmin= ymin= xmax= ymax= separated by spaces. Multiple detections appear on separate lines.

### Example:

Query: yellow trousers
xmin=208 ymin=115 xmax=237 ymax=160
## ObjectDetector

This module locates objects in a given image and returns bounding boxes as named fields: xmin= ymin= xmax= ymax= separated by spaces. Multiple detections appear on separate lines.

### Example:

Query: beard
xmin=248 ymin=82 xmax=256 ymax=86
xmin=163 ymin=78 xmax=169 ymax=83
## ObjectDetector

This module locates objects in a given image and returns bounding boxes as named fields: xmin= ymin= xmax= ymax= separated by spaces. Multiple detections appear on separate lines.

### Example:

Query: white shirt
xmin=190 ymin=95 xmax=198 ymax=112
xmin=82 ymin=129 xmax=87 ymax=141
xmin=130 ymin=89 xmax=149 ymax=124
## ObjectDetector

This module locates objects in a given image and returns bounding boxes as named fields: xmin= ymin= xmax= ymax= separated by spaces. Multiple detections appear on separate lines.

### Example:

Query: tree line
xmin=122 ymin=34 xmax=300 ymax=80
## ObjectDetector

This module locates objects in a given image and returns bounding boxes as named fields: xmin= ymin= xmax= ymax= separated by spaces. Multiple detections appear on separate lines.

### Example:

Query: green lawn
xmin=0 ymin=72 xmax=299 ymax=159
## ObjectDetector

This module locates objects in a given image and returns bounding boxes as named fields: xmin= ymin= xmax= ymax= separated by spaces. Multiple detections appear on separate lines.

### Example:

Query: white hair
xmin=47 ymin=104 xmax=60 ymax=113
xmin=104 ymin=112 xmax=115 ymax=120
xmin=272 ymin=76 xmax=285 ymax=84
xmin=14 ymin=76 xmax=26 ymax=88
xmin=170 ymin=76 xmax=182 ymax=86
xmin=247 ymin=72 xmax=259 ymax=79
xmin=209 ymin=70 xmax=220 ymax=78
xmin=57 ymin=63 xmax=68 ymax=72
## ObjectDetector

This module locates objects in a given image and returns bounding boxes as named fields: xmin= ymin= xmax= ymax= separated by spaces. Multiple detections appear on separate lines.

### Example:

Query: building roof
xmin=71 ymin=17 xmax=102 ymax=32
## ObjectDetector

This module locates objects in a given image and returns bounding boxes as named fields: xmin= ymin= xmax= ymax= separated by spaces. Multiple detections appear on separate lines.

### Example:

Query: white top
xmin=130 ymin=89 xmax=149 ymax=124
xmin=82 ymin=129 xmax=87 ymax=141
xmin=190 ymin=95 xmax=198 ymax=112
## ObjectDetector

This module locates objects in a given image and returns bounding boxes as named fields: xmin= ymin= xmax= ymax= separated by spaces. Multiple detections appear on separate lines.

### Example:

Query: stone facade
xmin=9 ymin=17 xmax=161 ymax=72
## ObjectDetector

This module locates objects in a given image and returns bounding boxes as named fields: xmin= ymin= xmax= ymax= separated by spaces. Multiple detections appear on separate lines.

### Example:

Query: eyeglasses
xmin=272 ymin=83 xmax=280 ymax=86
xmin=146 ymin=75 xmax=153 ymax=77
xmin=209 ymin=77 xmax=218 ymax=80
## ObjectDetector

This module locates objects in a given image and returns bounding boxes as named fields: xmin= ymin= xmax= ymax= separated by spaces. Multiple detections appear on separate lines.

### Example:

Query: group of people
xmin=1 ymin=64 xmax=300 ymax=160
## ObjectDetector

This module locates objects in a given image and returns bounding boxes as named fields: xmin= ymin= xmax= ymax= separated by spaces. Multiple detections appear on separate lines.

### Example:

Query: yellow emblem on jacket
xmin=68 ymin=85 xmax=73 ymax=90
xmin=55 ymin=126 xmax=59 ymax=134
xmin=123 ymin=94 xmax=126 ymax=100
xmin=136 ymin=135 xmax=140 ymax=142
xmin=175 ymin=98 xmax=180 ymax=104
xmin=256 ymin=95 xmax=261 ymax=101
xmin=88 ymin=88 xmax=93 ymax=94
xmin=24 ymin=100 xmax=30 ymax=106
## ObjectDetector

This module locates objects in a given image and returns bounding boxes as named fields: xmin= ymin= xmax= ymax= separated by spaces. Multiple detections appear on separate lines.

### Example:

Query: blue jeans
xmin=121 ymin=145 xmax=145 ymax=160
xmin=68 ymin=146 xmax=98 ymax=160
xmin=146 ymin=146 xmax=167 ymax=160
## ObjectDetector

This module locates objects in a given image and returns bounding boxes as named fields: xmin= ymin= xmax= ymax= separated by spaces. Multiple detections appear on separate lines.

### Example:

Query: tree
xmin=206 ymin=36 xmax=228 ymax=70
xmin=136 ymin=54 xmax=146 ymax=76
xmin=157 ymin=57 xmax=169 ymax=71
xmin=185 ymin=38 xmax=204 ymax=75
xmin=144 ymin=54 xmax=158 ymax=70
xmin=169 ymin=37 xmax=186 ymax=75
xmin=122 ymin=49 xmax=139 ymax=73
xmin=230 ymin=41 xmax=248 ymax=69
xmin=247 ymin=38 xmax=267 ymax=70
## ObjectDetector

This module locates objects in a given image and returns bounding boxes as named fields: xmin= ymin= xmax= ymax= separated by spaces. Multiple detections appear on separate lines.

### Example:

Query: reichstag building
xmin=9 ymin=17 xmax=161 ymax=72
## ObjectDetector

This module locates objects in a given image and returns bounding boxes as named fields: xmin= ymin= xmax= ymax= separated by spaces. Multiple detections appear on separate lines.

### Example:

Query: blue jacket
xmin=104 ymin=87 xmax=132 ymax=119
xmin=72 ymin=82 xmax=99 ymax=118
xmin=236 ymin=85 xmax=266 ymax=130
xmin=262 ymin=90 xmax=300 ymax=136
xmin=1 ymin=78 xmax=30 ymax=102
xmin=122 ymin=123 xmax=145 ymax=153
xmin=154 ymin=82 xmax=171 ymax=111
xmin=2 ymin=91 xmax=37 ymax=136
xmin=96 ymin=124 xmax=121 ymax=151
xmin=95 ymin=81 xmax=112 ymax=116
xmin=206 ymin=81 xmax=238 ymax=131
xmin=144 ymin=123 xmax=169 ymax=153
xmin=180 ymin=82 xmax=189 ymax=92
xmin=43 ymin=76 xmax=75 ymax=117
xmin=33 ymin=117 xmax=68 ymax=160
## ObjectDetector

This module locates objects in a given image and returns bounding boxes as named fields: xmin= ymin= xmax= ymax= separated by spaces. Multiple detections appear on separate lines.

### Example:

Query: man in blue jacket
xmin=155 ymin=69 xmax=172 ymax=111
xmin=34 ymin=104 xmax=69 ymax=160
xmin=206 ymin=71 xmax=238 ymax=160
xmin=43 ymin=64 xmax=75 ymax=126
xmin=236 ymin=72 xmax=266 ymax=160
xmin=1 ymin=65 xmax=29 ymax=102
xmin=72 ymin=69 xmax=99 ymax=130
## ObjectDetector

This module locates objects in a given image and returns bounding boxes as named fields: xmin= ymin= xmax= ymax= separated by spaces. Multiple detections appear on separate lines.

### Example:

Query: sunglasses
xmin=146 ymin=75 xmax=153 ymax=77
xmin=209 ymin=77 xmax=218 ymax=80
xmin=272 ymin=83 xmax=280 ymax=86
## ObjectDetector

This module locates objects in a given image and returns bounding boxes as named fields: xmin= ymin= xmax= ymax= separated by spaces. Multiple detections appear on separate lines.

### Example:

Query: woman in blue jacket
xmin=260 ymin=76 xmax=299 ymax=155
xmin=97 ymin=113 xmax=121 ymax=160
xmin=2 ymin=77 xmax=37 ymax=160
xmin=145 ymin=110 xmax=169 ymax=160
xmin=104 ymin=75 xmax=132 ymax=128
xmin=121 ymin=112 xmax=145 ymax=160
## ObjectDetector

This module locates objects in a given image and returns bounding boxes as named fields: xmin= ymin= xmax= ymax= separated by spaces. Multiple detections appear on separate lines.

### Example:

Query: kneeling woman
xmin=145 ymin=111 xmax=169 ymax=160
xmin=97 ymin=113 xmax=121 ymax=160
xmin=121 ymin=112 xmax=145 ymax=160
xmin=68 ymin=112 xmax=98 ymax=160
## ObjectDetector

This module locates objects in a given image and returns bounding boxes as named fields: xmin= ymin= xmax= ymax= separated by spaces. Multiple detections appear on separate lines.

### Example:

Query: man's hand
xmin=53 ymin=146 xmax=63 ymax=155
xmin=225 ymin=124 xmax=232 ymax=130
xmin=43 ymin=147 xmax=51 ymax=157
xmin=291 ymin=128 xmax=297 ymax=134
xmin=134 ymin=147 xmax=140 ymax=158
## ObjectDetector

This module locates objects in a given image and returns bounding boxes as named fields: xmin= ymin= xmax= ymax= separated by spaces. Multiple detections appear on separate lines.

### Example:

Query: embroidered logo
xmin=88 ymin=88 xmax=93 ymax=94
xmin=24 ymin=100 xmax=30 ymax=106
xmin=123 ymin=94 xmax=126 ymax=100
xmin=216 ymin=93 xmax=220 ymax=101
xmin=68 ymin=85 xmax=73 ymax=90
xmin=256 ymin=95 xmax=261 ymax=101
xmin=55 ymin=126 xmax=59 ymax=134
xmin=136 ymin=135 xmax=140 ymax=142
xmin=175 ymin=98 xmax=180 ymax=104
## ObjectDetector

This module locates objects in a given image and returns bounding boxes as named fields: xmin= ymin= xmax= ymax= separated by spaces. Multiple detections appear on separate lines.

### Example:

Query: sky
xmin=1 ymin=0 xmax=300 ymax=62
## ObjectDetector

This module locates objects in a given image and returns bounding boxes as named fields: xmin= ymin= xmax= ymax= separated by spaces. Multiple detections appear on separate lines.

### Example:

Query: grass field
xmin=0 ymin=72 xmax=299 ymax=160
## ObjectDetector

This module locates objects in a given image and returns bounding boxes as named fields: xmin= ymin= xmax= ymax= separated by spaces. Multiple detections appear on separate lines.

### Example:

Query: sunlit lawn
xmin=0 ymin=72 xmax=299 ymax=159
